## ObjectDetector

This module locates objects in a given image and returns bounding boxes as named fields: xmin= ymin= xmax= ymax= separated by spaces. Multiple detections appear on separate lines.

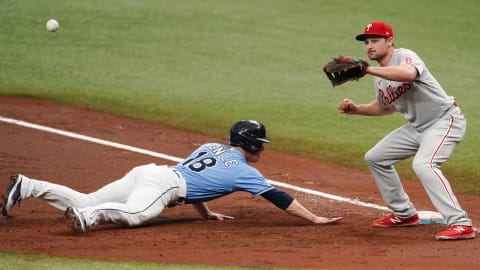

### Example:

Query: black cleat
xmin=1 ymin=175 xmax=23 ymax=218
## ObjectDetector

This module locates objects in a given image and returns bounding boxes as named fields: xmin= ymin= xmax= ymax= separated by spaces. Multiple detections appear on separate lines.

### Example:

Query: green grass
xmin=0 ymin=252 xmax=290 ymax=270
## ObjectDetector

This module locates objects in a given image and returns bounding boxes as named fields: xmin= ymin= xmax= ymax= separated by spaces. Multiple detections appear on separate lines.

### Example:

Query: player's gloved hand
xmin=323 ymin=55 xmax=369 ymax=87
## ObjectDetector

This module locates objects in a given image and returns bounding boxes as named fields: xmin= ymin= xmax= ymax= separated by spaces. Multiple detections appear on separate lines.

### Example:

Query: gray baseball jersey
xmin=375 ymin=48 xmax=455 ymax=130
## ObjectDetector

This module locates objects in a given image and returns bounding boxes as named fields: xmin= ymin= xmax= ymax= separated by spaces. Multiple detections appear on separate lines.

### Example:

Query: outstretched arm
xmin=261 ymin=188 xmax=342 ymax=225
xmin=285 ymin=199 xmax=342 ymax=224
xmin=193 ymin=202 xmax=234 ymax=221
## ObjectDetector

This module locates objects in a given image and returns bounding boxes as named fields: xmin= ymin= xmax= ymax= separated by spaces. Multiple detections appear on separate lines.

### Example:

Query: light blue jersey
xmin=173 ymin=143 xmax=273 ymax=203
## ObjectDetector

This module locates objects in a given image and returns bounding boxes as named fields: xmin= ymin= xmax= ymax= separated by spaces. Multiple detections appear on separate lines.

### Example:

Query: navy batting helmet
xmin=229 ymin=120 xmax=271 ymax=153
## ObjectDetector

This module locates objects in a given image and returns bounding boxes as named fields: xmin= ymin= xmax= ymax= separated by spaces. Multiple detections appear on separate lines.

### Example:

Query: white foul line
xmin=0 ymin=116 xmax=183 ymax=163
xmin=0 ymin=115 xmax=389 ymax=211
xmin=267 ymin=179 xmax=388 ymax=211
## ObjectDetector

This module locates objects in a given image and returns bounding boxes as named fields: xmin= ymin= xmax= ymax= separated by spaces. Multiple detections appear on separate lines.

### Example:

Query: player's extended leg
xmin=77 ymin=165 xmax=183 ymax=229
xmin=3 ymin=164 xmax=155 ymax=214
xmin=412 ymin=109 xmax=471 ymax=227
xmin=364 ymin=124 xmax=418 ymax=218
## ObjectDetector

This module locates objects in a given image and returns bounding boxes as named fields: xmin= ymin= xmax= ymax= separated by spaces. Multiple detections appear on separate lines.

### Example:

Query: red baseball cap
xmin=355 ymin=21 xmax=394 ymax=41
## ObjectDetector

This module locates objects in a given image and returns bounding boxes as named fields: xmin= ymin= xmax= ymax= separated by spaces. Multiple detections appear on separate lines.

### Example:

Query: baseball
xmin=46 ymin=19 xmax=59 ymax=32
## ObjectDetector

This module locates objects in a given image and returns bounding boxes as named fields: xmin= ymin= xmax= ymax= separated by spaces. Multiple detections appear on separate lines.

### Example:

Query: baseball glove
xmin=323 ymin=56 xmax=369 ymax=87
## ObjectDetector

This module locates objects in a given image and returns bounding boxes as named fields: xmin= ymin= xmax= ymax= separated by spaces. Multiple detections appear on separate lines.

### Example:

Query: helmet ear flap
xmin=229 ymin=133 xmax=262 ymax=153
xmin=240 ymin=133 xmax=264 ymax=153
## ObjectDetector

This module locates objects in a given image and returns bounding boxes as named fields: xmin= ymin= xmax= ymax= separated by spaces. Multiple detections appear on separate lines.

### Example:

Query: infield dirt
xmin=0 ymin=97 xmax=478 ymax=269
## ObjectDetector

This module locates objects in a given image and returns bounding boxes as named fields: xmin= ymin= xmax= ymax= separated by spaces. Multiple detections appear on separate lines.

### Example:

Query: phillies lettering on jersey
xmin=374 ymin=48 xmax=454 ymax=129
xmin=378 ymin=82 xmax=412 ymax=105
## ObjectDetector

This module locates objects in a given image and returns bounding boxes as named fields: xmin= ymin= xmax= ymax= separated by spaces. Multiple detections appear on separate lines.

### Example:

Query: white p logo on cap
xmin=366 ymin=23 xmax=373 ymax=32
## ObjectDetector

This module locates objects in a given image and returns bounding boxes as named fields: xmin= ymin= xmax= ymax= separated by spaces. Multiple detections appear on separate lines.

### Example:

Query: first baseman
xmin=1 ymin=120 xmax=342 ymax=233
xmin=338 ymin=21 xmax=474 ymax=240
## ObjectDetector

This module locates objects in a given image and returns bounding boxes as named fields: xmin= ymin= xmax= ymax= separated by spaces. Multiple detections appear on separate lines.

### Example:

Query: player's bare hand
xmin=338 ymin=99 xmax=358 ymax=114
xmin=207 ymin=212 xmax=235 ymax=221
xmin=313 ymin=216 xmax=343 ymax=225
